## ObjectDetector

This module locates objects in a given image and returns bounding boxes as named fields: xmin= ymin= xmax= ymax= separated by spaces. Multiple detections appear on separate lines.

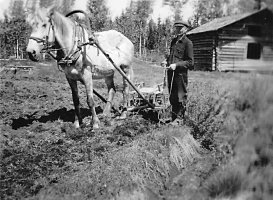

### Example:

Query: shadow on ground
xmin=11 ymin=107 xmax=103 ymax=129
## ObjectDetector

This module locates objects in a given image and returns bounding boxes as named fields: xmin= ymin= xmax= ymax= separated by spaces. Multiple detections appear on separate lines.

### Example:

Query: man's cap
xmin=174 ymin=20 xmax=190 ymax=28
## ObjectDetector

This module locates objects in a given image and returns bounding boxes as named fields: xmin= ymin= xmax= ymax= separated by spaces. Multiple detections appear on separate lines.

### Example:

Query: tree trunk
xmin=143 ymin=38 xmax=146 ymax=58
xmin=16 ymin=39 xmax=19 ymax=59
xmin=139 ymin=34 xmax=142 ymax=57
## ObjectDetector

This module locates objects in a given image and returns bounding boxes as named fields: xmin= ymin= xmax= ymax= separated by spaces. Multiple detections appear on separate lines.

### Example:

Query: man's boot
xmin=170 ymin=103 xmax=181 ymax=126
xmin=177 ymin=102 xmax=186 ymax=119
xmin=171 ymin=102 xmax=185 ymax=126
xmin=171 ymin=103 xmax=179 ymax=121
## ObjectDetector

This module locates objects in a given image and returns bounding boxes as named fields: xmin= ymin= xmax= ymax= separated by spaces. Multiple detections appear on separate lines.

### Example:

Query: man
xmin=164 ymin=20 xmax=194 ymax=124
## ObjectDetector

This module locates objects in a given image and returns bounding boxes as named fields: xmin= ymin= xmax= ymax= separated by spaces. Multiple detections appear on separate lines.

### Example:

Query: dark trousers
xmin=167 ymin=71 xmax=188 ymax=120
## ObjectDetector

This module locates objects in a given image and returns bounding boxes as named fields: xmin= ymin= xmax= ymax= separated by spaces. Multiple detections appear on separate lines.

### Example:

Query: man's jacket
xmin=166 ymin=34 xmax=194 ymax=103
xmin=167 ymin=34 xmax=194 ymax=73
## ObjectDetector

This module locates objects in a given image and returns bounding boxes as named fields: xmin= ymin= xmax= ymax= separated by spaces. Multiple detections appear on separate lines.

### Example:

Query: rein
xmin=29 ymin=35 xmax=59 ymax=58
xmin=29 ymin=19 xmax=59 ymax=59
xmin=30 ymin=11 xmax=89 ymax=65
xmin=29 ymin=10 xmax=99 ymax=74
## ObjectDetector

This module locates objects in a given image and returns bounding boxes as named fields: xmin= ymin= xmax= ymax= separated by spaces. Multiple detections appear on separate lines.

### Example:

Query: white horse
xmin=26 ymin=7 xmax=134 ymax=129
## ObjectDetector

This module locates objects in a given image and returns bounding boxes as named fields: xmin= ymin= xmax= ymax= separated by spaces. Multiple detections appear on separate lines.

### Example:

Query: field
xmin=1 ymin=59 xmax=273 ymax=200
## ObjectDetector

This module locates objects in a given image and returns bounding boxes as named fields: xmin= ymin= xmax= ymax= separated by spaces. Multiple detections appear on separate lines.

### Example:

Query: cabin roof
xmin=188 ymin=8 xmax=271 ymax=35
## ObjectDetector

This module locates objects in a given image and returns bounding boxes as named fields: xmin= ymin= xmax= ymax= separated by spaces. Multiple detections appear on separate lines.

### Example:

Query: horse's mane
xmin=27 ymin=8 xmax=72 ymax=34
xmin=50 ymin=10 xmax=74 ymax=38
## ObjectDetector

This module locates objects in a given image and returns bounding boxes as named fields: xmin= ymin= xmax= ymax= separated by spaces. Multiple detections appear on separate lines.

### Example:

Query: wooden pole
xmin=93 ymin=89 xmax=120 ymax=114
xmin=90 ymin=39 xmax=155 ymax=109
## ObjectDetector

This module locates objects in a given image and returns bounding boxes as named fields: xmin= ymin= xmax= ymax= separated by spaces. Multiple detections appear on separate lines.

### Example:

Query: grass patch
xmin=203 ymin=74 xmax=273 ymax=199
xmin=205 ymin=167 xmax=243 ymax=198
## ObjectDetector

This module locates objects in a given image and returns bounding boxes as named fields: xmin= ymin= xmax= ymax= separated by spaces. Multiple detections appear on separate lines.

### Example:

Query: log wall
xmin=188 ymin=32 xmax=215 ymax=71
xmin=189 ymin=9 xmax=273 ymax=72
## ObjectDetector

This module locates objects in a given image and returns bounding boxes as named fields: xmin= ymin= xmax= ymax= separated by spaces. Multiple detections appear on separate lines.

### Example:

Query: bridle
xmin=29 ymin=18 xmax=59 ymax=59
xmin=28 ymin=10 xmax=97 ymax=70
xmin=29 ymin=14 xmax=86 ymax=65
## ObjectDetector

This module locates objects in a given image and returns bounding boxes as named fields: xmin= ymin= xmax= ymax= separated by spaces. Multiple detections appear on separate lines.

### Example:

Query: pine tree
xmin=146 ymin=19 xmax=157 ymax=50
xmin=132 ymin=0 xmax=152 ymax=56
xmin=87 ymin=0 xmax=109 ymax=31
xmin=0 ymin=0 xmax=31 ymax=59
xmin=191 ymin=0 xmax=229 ymax=26
xmin=167 ymin=0 xmax=188 ymax=21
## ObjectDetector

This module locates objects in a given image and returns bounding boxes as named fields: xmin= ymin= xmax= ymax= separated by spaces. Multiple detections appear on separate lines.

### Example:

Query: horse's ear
xmin=47 ymin=5 xmax=55 ymax=17
xmin=26 ymin=13 xmax=32 ymax=24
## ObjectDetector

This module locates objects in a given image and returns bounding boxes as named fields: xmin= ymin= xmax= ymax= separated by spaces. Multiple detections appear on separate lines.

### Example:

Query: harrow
xmin=127 ymin=82 xmax=172 ymax=122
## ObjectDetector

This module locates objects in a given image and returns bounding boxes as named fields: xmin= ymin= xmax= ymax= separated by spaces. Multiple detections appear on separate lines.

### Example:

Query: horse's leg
xmin=119 ymin=64 xmax=131 ymax=119
xmin=66 ymin=77 xmax=82 ymax=128
xmin=82 ymin=69 xmax=100 ymax=129
xmin=103 ymin=73 xmax=115 ymax=116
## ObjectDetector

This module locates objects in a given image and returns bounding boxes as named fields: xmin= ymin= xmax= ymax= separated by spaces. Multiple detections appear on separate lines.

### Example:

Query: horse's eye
xmin=42 ymin=24 xmax=47 ymax=28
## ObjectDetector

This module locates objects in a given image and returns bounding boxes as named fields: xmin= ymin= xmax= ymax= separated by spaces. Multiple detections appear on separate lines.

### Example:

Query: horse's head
xmin=26 ymin=7 xmax=55 ymax=62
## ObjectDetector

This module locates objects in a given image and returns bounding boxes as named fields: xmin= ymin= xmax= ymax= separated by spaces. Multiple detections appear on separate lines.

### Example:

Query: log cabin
xmin=187 ymin=7 xmax=273 ymax=72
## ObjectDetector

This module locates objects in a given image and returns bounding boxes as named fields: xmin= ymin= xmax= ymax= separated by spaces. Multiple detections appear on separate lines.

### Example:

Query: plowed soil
xmin=0 ymin=60 xmax=248 ymax=200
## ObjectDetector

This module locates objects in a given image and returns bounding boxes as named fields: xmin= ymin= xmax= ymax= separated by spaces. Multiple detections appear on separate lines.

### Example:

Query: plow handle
xmin=90 ymin=39 xmax=155 ymax=109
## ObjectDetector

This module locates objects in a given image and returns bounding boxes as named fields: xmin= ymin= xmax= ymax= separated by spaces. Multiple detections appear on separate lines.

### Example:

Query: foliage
xmin=190 ymin=0 xmax=273 ymax=27
xmin=202 ymin=75 xmax=273 ymax=199
xmin=110 ymin=8 xmax=138 ymax=46
xmin=191 ymin=0 xmax=230 ymax=27
xmin=87 ymin=0 xmax=109 ymax=31
xmin=0 ymin=0 xmax=31 ymax=59
xmin=109 ymin=0 xmax=153 ymax=57
xmin=186 ymin=75 xmax=232 ymax=150
xmin=146 ymin=19 xmax=158 ymax=50
xmin=2 ymin=0 xmax=269 ymax=60
xmin=168 ymin=0 xmax=188 ymax=21
xmin=236 ymin=0 xmax=273 ymax=13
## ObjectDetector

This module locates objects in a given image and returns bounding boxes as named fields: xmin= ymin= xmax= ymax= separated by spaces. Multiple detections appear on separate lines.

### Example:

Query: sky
xmin=0 ymin=0 xmax=195 ymax=21
xmin=0 ymin=0 xmax=10 ymax=19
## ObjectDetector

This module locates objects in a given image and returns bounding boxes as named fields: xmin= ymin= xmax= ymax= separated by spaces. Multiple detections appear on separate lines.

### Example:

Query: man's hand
xmin=169 ymin=63 xmax=176 ymax=71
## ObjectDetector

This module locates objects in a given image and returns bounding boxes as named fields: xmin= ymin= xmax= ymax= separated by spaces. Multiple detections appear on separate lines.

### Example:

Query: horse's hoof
xmin=74 ymin=122 xmax=80 ymax=128
xmin=116 ymin=111 xmax=127 ymax=120
xmin=93 ymin=123 xmax=99 ymax=130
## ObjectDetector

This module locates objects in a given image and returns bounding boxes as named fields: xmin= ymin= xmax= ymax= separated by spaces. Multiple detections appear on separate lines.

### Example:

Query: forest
xmin=0 ymin=0 xmax=272 ymax=60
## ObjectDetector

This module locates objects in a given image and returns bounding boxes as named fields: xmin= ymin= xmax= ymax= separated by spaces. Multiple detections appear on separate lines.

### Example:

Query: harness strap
xmin=57 ymin=23 xmax=84 ymax=66
xmin=29 ymin=36 xmax=45 ymax=43
xmin=32 ymin=11 xmax=94 ymax=69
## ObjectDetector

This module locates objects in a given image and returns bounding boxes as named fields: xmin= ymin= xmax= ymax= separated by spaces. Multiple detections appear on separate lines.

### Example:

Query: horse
xmin=26 ymin=7 xmax=134 ymax=129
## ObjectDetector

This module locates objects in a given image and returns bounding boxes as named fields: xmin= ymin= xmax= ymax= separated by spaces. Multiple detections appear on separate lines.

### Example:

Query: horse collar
xmin=57 ymin=23 xmax=84 ymax=66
